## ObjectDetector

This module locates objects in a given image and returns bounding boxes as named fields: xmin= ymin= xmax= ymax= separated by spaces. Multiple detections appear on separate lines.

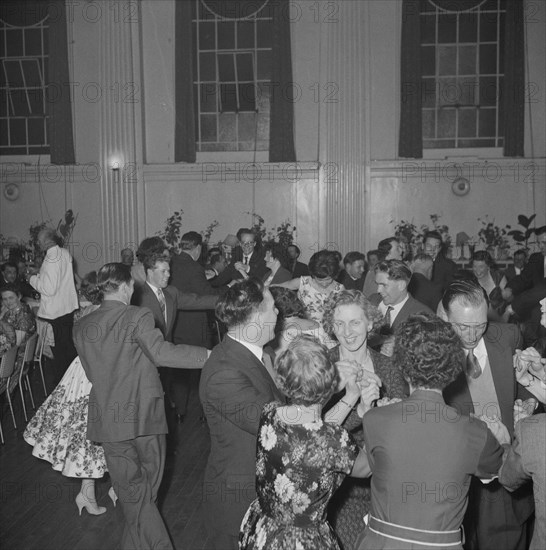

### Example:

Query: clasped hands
xmin=513 ymin=347 xmax=546 ymax=404
xmin=336 ymin=360 xmax=382 ymax=417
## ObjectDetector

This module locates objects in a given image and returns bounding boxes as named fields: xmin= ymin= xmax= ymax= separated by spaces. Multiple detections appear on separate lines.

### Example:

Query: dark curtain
xmin=503 ymin=0 xmax=524 ymax=157
xmin=1 ymin=0 xmax=75 ymax=163
xmin=174 ymin=0 xmax=196 ymax=163
xmin=268 ymin=0 xmax=296 ymax=162
xmin=398 ymin=0 xmax=422 ymax=159
xmin=47 ymin=0 xmax=75 ymax=164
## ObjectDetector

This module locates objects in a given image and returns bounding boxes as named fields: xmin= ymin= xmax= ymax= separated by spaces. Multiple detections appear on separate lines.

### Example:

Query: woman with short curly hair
xmin=354 ymin=313 xmax=505 ymax=550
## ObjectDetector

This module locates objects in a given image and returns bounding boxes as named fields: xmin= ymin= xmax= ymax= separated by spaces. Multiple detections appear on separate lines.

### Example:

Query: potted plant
xmin=507 ymin=214 xmax=536 ymax=251
xmin=477 ymin=216 xmax=510 ymax=259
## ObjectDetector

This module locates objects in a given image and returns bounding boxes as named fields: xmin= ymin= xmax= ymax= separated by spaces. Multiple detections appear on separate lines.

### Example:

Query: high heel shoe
xmin=75 ymin=492 xmax=107 ymax=516
xmin=108 ymin=487 xmax=118 ymax=507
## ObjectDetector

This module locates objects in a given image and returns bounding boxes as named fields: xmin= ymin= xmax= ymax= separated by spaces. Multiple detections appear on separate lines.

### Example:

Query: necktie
xmin=466 ymin=349 xmax=481 ymax=379
xmin=244 ymin=255 xmax=249 ymax=265
xmin=383 ymin=306 xmax=394 ymax=327
xmin=157 ymin=288 xmax=167 ymax=323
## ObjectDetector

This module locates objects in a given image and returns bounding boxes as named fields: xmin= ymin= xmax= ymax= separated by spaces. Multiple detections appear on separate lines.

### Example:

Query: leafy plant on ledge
xmin=507 ymin=214 xmax=536 ymax=251
xmin=246 ymin=212 xmax=296 ymax=247
xmin=477 ymin=216 xmax=510 ymax=255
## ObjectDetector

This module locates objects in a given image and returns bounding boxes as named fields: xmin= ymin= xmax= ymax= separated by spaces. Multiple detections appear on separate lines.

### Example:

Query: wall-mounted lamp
xmin=109 ymin=155 xmax=123 ymax=184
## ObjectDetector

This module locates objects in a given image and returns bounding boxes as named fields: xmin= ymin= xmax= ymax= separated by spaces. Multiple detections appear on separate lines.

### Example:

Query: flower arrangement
xmin=246 ymin=212 xmax=296 ymax=247
xmin=477 ymin=216 xmax=510 ymax=250
xmin=391 ymin=214 xmax=452 ymax=255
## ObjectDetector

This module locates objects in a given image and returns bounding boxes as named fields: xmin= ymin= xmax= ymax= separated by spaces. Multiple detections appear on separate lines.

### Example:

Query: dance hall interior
xmin=1 ymin=1 xmax=545 ymax=549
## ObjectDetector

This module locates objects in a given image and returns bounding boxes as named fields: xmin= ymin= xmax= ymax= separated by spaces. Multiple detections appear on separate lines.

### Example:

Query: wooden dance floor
xmin=0 ymin=362 xmax=213 ymax=550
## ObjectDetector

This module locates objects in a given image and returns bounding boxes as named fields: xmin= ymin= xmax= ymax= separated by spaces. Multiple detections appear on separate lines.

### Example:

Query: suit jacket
xmin=407 ymin=272 xmax=442 ymax=312
xmin=358 ymin=390 xmax=503 ymax=550
xmin=443 ymin=323 xmax=534 ymax=539
xmin=268 ymin=266 xmax=292 ymax=285
xmin=199 ymin=336 xmax=285 ymax=536
xmin=290 ymin=260 xmax=309 ymax=278
xmin=338 ymin=270 xmax=365 ymax=292
xmin=131 ymin=282 xmax=217 ymax=342
xmin=508 ymin=252 xmax=545 ymax=295
xmin=500 ymin=414 xmax=546 ymax=550
xmin=73 ymin=300 xmax=208 ymax=442
xmin=213 ymin=248 xmax=269 ymax=286
xmin=170 ymin=252 xmax=224 ymax=346
xmin=369 ymin=293 xmax=434 ymax=331
xmin=431 ymin=254 xmax=457 ymax=292
xmin=504 ymin=265 xmax=523 ymax=283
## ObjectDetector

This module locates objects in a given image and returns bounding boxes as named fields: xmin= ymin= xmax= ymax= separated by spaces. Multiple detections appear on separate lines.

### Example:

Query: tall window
xmin=421 ymin=0 xmax=505 ymax=149
xmin=0 ymin=13 xmax=49 ymax=155
xmin=192 ymin=0 xmax=272 ymax=152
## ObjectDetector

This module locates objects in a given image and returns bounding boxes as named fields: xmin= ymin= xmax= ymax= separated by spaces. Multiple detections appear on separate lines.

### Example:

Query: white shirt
xmin=227 ymin=333 xmax=263 ymax=362
xmin=378 ymin=294 xmax=410 ymax=326
xmin=30 ymin=245 xmax=78 ymax=319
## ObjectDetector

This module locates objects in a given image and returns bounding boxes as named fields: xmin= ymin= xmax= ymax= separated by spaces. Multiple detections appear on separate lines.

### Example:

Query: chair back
xmin=0 ymin=346 xmax=18 ymax=380
xmin=23 ymin=333 xmax=38 ymax=364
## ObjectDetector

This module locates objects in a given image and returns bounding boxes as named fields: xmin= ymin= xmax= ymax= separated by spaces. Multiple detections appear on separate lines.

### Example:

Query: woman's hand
xmin=336 ymin=360 xmax=360 ymax=399
xmin=376 ymin=397 xmax=402 ymax=407
xmin=356 ymin=379 xmax=380 ymax=417
xmin=513 ymin=398 xmax=538 ymax=426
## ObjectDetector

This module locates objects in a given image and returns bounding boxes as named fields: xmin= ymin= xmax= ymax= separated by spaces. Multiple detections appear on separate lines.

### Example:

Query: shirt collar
xmin=379 ymin=294 xmax=410 ymax=320
xmin=146 ymin=281 xmax=162 ymax=295
xmin=227 ymin=334 xmax=263 ymax=361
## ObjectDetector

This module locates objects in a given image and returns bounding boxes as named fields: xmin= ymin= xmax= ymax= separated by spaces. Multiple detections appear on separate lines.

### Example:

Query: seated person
xmin=471 ymin=250 xmax=508 ymax=321
xmin=0 ymin=283 xmax=36 ymax=345
xmin=1 ymin=261 xmax=36 ymax=299
xmin=0 ymin=318 xmax=16 ymax=356
xmin=263 ymin=243 xmax=292 ymax=286
xmin=408 ymin=253 xmax=442 ymax=312
xmin=504 ymin=250 xmax=528 ymax=283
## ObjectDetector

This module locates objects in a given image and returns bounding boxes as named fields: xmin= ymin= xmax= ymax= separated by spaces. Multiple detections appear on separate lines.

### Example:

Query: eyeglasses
xmin=241 ymin=241 xmax=255 ymax=248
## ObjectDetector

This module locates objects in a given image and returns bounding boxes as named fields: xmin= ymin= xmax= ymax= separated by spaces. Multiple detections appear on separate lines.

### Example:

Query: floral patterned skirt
xmin=239 ymin=498 xmax=340 ymax=550
xmin=23 ymin=356 xmax=107 ymax=478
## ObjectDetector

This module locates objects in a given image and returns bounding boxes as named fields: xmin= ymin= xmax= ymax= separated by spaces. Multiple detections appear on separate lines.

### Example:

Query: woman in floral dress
xmin=271 ymin=250 xmax=344 ymax=328
xmin=24 ymin=287 xmax=111 ymax=516
xmin=239 ymin=336 xmax=371 ymax=549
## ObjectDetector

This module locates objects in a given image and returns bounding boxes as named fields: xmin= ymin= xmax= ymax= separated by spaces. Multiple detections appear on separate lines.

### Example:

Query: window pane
xmin=199 ymin=52 xmax=216 ymax=81
xmin=236 ymin=53 xmax=254 ymax=81
xmin=438 ymin=78 xmax=457 ymax=106
xmin=237 ymin=21 xmax=254 ymax=49
xmin=28 ymin=117 xmax=45 ymax=144
xmin=458 ymin=108 xmax=476 ymax=137
xmin=5 ymin=61 xmax=24 ymax=87
xmin=24 ymin=28 xmax=42 ymax=56
xmin=10 ymin=118 xmax=27 ymax=145
xmin=28 ymin=89 xmax=44 ymax=115
xmin=438 ymin=14 xmax=456 ymax=43
xmin=479 ymin=44 xmax=497 ymax=74
xmin=218 ymin=54 xmax=235 ymax=82
xmin=478 ymin=108 xmax=496 ymax=137
xmin=239 ymin=83 xmax=256 ymax=111
xmin=480 ymin=12 xmax=498 ymax=42
xmin=200 ymin=84 xmax=217 ymax=112
xmin=219 ymin=83 xmax=237 ymax=111
xmin=200 ymin=114 xmax=217 ymax=141
xmin=199 ymin=22 xmax=215 ymax=50
xmin=22 ymin=60 xmax=42 ymax=86
xmin=437 ymin=108 xmax=456 ymax=137
xmin=217 ymin=21 xmax=235 ymax=50
xmin=458 ymin=45 xmax=476 ymax=75
xmin=421 ymin=15 xmax=436 ymax=44
xmin=218 ymin=112 xmax=236 ymax=141
xmin=257 ymin=20 xmax=271 ymax=48
xmin=459 ymin=77 xmax=478 ymax=105
xmin=479 ymin=76 xmax=498 ymax=106
xmin=9 ymin=90 xmax=30 ymax=116
xmin=257 ymin=50 xmax=271 ymax=80
xmin=438 ymin=45 xmax=456 ymax=75
xmin=6 ymin=29 xmax=24 ymax=56
xmin=459 ymin=12 xmax=477 ymax=42
xmin=422 ymin=109 xmax=435 ymax=139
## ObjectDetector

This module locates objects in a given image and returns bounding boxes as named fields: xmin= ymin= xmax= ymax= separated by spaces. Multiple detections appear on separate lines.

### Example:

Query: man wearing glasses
xmin=441 ymin=279 xmax=535 ymax=550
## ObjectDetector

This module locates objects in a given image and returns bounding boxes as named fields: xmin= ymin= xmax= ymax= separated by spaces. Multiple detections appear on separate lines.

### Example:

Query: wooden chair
xmin=0 ymin=345 xmax=19 ymax=443
xmin=18 ymin=332 xmax=38 ymax=422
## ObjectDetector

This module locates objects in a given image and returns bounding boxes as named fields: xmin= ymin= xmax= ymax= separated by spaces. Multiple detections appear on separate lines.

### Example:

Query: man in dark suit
xmin=213 ymin=228 xmax=268 ymax=286
xmin=424 ymin=230 xmax=457 ymax=292
xmin=408 ymin=253 xmax=443 ymax=312
xmin=337 ymin=251 xmax=366 ymax=291
xmin=200 ymin=279 xmax=285 ymax=550
xmin=132 ymin=251 xmax=218 ymax=429
xmin=442 ymin=279 xmax=535 ymax=550
xmin=170 ymin=232 xmax=227 ymax=422
xmin=505 ymin=227 xmax=546 ymax=320
xmin=369 ymin=260 xmax=433 ymax=354
xmin=287 ymin=244 xmax=309 ymax=278
xmin=504 ymin=249 xmax=528 ymax=283
xmin=74 ymin=263 xmax=210 ymax=550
